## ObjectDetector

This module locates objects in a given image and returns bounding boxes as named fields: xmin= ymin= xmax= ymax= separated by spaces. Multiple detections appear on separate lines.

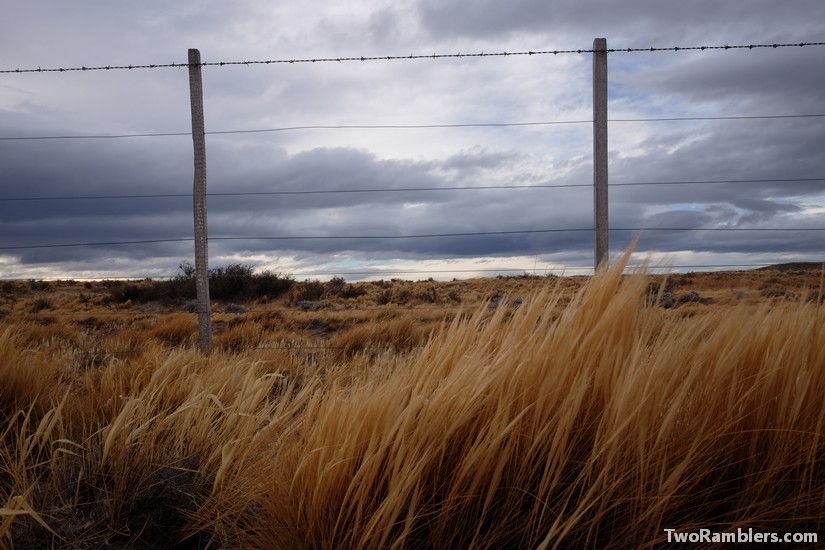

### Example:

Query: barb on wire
xmin=2 ymin=41 xmax=823 ymax=74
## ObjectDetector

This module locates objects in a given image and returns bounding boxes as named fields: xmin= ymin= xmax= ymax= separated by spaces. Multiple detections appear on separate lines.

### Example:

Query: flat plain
xmin=1 ymin=257 xmax=823 ymax=548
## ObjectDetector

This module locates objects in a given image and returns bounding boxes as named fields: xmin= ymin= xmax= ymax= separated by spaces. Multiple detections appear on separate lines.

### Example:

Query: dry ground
xmin=0 ymin=262 xmax=822 ymax=357
xmin=1 ymin=259 xmax=823 ymax=548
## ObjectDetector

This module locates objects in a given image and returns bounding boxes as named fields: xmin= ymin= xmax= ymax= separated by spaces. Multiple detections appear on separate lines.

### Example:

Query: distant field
xmin=1 ymin=257 xmax=823 ymax=548
xmin=0 ymin=261 xmax=822 ymax=355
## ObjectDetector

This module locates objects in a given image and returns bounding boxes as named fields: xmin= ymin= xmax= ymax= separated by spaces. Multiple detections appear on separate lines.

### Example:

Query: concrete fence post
xmin=593 ymin=38 xmax=609 ymax=270
xmin=188 ymin=48 xmax=212 ymax=352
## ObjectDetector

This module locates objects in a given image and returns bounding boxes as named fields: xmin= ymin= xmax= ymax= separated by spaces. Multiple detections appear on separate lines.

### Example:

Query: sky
xmin=1 ymin=1 xmax=823 ymax=281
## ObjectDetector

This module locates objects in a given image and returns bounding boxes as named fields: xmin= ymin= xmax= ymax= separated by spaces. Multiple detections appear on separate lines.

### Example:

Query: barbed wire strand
xmin=2 ymin=113 xmax=823 ymax=141
xmin=3 ymin=41 xmax=824 ymax=74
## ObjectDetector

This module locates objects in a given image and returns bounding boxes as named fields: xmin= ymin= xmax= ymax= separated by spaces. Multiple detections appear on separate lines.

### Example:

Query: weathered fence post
xmin=188 ymin=48 xmax=212 ymax=352
xmin=593 ymin=38 xmax=609 ymax=270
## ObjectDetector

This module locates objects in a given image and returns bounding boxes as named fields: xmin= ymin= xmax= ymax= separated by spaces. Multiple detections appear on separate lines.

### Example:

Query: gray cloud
xmin=414 ymin=0 xmax=825 ymax=45
xmin=629 ymin=48 xmax=825 ymax=115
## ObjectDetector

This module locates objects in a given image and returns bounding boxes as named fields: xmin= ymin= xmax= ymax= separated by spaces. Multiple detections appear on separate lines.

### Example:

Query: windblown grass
xmin=2 ymin=249 xmax=824 ymax=548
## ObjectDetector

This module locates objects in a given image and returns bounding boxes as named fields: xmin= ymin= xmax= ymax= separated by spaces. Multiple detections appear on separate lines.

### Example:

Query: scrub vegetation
xmin=1 ymin=251 xmax=824 ymax=548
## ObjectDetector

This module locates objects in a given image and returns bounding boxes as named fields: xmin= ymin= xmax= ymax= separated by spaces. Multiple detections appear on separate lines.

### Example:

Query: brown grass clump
xmin=2 ymin=249 xmax=824 ymax=547
xmin=145 ymin=313 xmax=198 ymax=347
xmin=216 ymin=250 xmax=825 ymax=549
xmin=327 ymin=314 xmax=435 ymax=359
xmin=0 ymin=343 xmax=303 ymax=547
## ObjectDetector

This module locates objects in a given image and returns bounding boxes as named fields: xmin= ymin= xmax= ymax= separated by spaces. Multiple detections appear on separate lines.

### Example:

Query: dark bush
xmin=30 ymin=297 xmax=53 ymax=312
xmin=325 ymin=277 xmax=367 ymax=300
xmin=327 ymin=276 xmax=346 ymax=292
xmin=293 ymin=280 xmax=325 ymax=302
xmin=27 ymin=279 xmax=52 ymax=292
xmin=375 ymin=289 xmax=392 ymax=305
xmin=760 ymin=288 xmax=798 ymax=300
xmin=339 ymin=284 xmax=368 ymax=299
xmin=251 ymin=270 xmax=294 ymax=298
xmin=106 ymin=262 xmax=293 ymax=305
xmin=677 ymin=291 xmax=711 ymax=305
xmin=209 ymin=264 xmax=254 ymax=300
xmin=645 ymin=290 xmax=676 ymax=309
xmin=414 ymin=286 xmax=439 ymax=304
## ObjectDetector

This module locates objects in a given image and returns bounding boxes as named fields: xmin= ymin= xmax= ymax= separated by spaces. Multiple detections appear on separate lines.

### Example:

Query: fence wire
xmin=1 ymin=178 xmax=823 ymax=202
xmin=3 ymin=114 xmax=824 ymax=141
xmin=3 ymin=41 xmax=824 ymax=74
xmin=1 ymin=227 xmax=824 ymax=253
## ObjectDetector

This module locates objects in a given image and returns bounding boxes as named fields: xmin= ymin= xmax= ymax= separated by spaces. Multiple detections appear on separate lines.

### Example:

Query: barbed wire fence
xmin=2 ymin=39 xmax=824 ymax=353
xmin=2 ymin=41 xmax=823 ymax=74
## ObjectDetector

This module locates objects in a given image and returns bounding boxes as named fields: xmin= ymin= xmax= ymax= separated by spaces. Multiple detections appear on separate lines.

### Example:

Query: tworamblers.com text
xmin=663 ymin=527 xmax=817 ymax=544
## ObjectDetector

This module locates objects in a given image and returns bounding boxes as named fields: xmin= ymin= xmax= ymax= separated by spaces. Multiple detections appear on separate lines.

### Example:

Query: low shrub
xmin=106 ymin=262 xmax=293 ymax=305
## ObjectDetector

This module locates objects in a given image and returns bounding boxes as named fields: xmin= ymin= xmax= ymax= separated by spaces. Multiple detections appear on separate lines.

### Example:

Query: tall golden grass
xmin=2 ymin=249 xmax=824 ymax=548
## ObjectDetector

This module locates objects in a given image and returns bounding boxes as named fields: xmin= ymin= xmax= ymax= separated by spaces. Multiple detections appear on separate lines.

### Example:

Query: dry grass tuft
xmin=0 ymin=341 xmax=299 ymax=547
xmin=221 ymin=249 xmax=825 ymax=549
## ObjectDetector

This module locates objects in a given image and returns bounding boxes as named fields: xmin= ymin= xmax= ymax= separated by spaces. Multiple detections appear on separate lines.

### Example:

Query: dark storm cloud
xmin=629 ymin=47 xmax=825 ymax=114
xmin=1 ymin=130 xmax=592 ymax=266
xmin=0 ymin=135 xmax=193 ymax=246
xmin=609 ymin=117 xmax=825 ymax=205
xmin=204 ymin=146 xmax=593 ymax=259
xmin=4 ymin=112 xmax=820 ymax=272
xmin=606 ymin=133 xmax=825 ymax=256
xmin=414 ymin=0 xmax=825 ymax=44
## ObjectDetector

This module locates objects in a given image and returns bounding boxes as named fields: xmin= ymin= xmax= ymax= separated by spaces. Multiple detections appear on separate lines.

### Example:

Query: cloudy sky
xmin=1 ymin=1 xmax=823 ymax=280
